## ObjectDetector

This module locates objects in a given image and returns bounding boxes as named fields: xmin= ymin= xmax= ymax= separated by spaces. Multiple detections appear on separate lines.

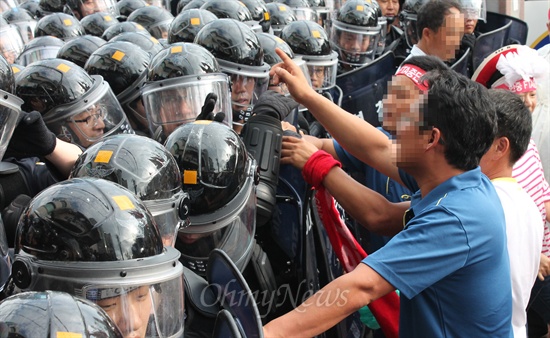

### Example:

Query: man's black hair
xmin=487 ymin=89 xmax=532 ymax=165
xmin=401 ymin=54 xmax=448 ymax=72
xmin=421 ymin=68 xmax=497 ymax=171
xmin=417 ymin=0 xmax=462 ymax=39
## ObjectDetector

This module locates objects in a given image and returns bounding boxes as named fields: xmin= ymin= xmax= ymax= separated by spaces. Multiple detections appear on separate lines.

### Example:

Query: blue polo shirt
xmin=363 ymin=167 xmax=512 ymax=337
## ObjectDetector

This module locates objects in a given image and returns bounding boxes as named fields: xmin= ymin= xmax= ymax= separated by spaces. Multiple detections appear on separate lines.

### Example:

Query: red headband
xmin=396 ymin=64 xmax=429 ymax=91
xmin=493 ymin=78 xmax=537 ymax=94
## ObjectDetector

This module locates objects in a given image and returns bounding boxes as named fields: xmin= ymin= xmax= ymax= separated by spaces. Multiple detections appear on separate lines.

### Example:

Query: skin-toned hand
xmin=270 ymin=48 xmax=319 ymax=104
xmin=281 ymin=121 xmax=297 ymax=133
xmin=280 ymin=135 xmax=319 ymax=170
xmin=538 ymin=253 xmax=550 ymax=281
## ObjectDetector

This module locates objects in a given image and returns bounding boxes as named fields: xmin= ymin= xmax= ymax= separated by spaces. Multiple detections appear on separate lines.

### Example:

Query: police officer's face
xmin=231 ymin=74 xmax=255 ymax=112
xmin=96 ymin=286 xmax=152 ymax=338
xmin=77 ymin=0 xmax=109 ymax=18
xmin=159 ymin=94 xmax=194 ymax=137
xmin=308 ymin=66 xmax=325 ymax=89
xmin=339 ymin=31 xmax=370 ymax=53
xmin=70 ymin=106 xmax=106 ymax=147
xmin=377 ymin=0 xmax=399 ymax=19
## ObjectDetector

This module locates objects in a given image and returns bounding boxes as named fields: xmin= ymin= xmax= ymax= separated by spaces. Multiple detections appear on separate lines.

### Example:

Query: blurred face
xmin=464 ymin=17 xmax=478 ymax=35
xmin=338 ymin=31 xmax=370 ymax=53
xmin=378 ymin=0 xmax=399 ymax=18
xmin=159 ymin=94 xmax=194 ymax=137
xmin=308 ymin=66 xmax=325 ymax=89
xmin=430 ymin=7 xmax=464 ymax=61
xmin=383 ymin=75 xmax=430 ymax=168
xmin=96 ymin=286 xmax=152 ymax=338
xmin=517 ymin=90 xmax=537 ymax=113
xmin=231 ymin=74 xmax=255 ymax=113
xmin=77 ymin=0 xmax=109 ymax=18
xmin=70 ymin=105 xmax=106 ymax=147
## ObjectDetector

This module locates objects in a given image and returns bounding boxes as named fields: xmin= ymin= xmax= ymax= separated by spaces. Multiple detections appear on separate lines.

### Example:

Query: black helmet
xmin=15 ymin=59 xmax=133 ymax=148
xmin=34 ymin=12 xmax=85 ymax=41
xmin=240 ymin=0 xmax=271 ymax=33
xmin=180 ymin=0 xmax=206 ymax=11
xmin=194 ymin=19 xmax=270 ymax=125
xmin=57 ymin=34 xmax=106 ymax=68
xmin=399 ymin=0 xmax=426 ymax=48
xmin=80 ymin=11 xmax=118 ymax=37
xmin=84 ymin=41 xmax=150 ymax=130
xmin=127 ymin=6 xmax=174 ymax=39
xmin=18 ymin=0 xmax=46 ymax=19
xmin=12 ymin=177 xmax=185 ymax=338
xmin=64 ymin=0 xmax=119 ymax=20
xmin=281 ymin=20 xmax=338 ymax=90
xmin=200 ymin=0 xmax=261 ymax=33
xmin=38 ymin=0 xmax=66 ymax=14
xmin=274 ymin=0 xmax=317 ymax=22
xmin=0 ymin=54 xmax=15 ymax=93
xmin=2 ymin=8 xmax=37 ymax=43
xmin=0 ymin=291 xmax=124 ymax=338
xmin=15 ymin=35 xmax=64 ymax=66
xmin=331 ymin=0 xmax=381 ymax=68
xmin=0 ymin=21 xmax=25 ymax=65
xmin=70 ymin=134 xmax=190 ymax=247
xmin=110 ymin=31 xmax=164 ymax=58
xmin=167 ymin=8 xmax=217 ymax=43
xmin=265 ymin=2 xmax=296 ymax=36
xmin=101 ymin=21 xmax=151 ymax=41
xmin=116 ymin=0 xmax=147 ymax=20
xmin=165 ymin=121 xmax=257 ymax=275
xmin=142 ymin=42 xmax=232 ymax=140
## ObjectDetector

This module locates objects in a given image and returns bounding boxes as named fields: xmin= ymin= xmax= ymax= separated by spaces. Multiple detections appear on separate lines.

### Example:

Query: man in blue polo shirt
xmin=263 ymin=52 xmax=511 ymax=336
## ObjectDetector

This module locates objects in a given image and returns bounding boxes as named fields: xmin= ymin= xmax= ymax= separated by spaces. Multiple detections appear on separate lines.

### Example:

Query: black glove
xmin=196 ymin=93 xmax=225 ymax=123
xmin=5 ymin=111 xmax=57 ymax=159
xmin=252 ymin=90 xmax=299 ymax=121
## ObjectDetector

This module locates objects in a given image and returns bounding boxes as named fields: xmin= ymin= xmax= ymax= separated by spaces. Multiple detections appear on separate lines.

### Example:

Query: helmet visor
xmin=331 ymin=21 xmax=380 ymax=67
xmin=142 ymin=74 xmax=232 ymax=139
xmin=144 ymin=193 xmax=190 ymax=248
xmin=10 ymin=21 xmax=37 ymax=44
xmin=229 ymin=73 xmax=269 ymax=118
xmin=16 ymin=45 xmax=62 ymax=66
xmin=0 ymin=92 xmax=22 ymax=161
xmin=0 ymin=25 xmax=24 ymax=65
xmin=302 ymin=51 xmax=338 ymax=91
xmin=178 ymin=184 xmax=256 ymax=275
xmin=294 ymin=7 xmax=318 ymax=22
xmin=401 ymin=14 xmax=418 ymax=49
xmin=148 ymin=19 xmax=172 ymax=39
xmin=44 ymin=77 xmax=134 ymax=148
xmin=73 ymin=0 xmax=119 ymax=18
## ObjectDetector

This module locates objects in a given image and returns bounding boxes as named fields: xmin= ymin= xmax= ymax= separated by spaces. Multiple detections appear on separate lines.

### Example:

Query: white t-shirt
xmin=492 ymin=178 xmax=543 ymax=338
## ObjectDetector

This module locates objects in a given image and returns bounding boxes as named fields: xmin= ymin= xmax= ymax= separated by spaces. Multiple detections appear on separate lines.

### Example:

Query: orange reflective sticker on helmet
xmin=193 ymin=120 xmax=212 ymax=124
xmin=112 ymin=195 xmax=135 ymax=210
xmin=190 ymin=17 xmax=200 ymax=25
xmin=264 ymin=12 xmax=270 ymax=20
xmin=94 ymin=150 xmax=113 ymax=163
xmin=183 ymin=170 xmax=198 ymax=185
xmin=11 ymin=66 xmax=20 ymax=73
xmin=171 ymin=45 xmax=183 ymax=53
xmin=112 ymin=50 xmax=125 ymax=61
xmin=104 ymin=15 xmax=112 ymax=21
xmin=312 ymin=30 xmax=321 ymax=38
xmin=356 ymin=5 xmax=364 ymax=11
xmin=57 ymin=332 xmax=82 ymax=338
xmin=136 ymin=24 xmax=145 ymax=30
xmin=150 ymin=37 xmax=159 ymax=43
xmin=238 ymin=1 xmax=245 ymax=6
xmin=56 ymin=63 xmax=71 ymax=73
xmin=63 ymin=18 xmax=73 ymax=26
xmin=279 ymin=5 xmax=286 ymax=11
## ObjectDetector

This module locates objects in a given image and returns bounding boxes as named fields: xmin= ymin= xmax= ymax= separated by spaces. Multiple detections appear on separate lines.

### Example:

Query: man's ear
xmin=493 ymin=137 xmax=510 ymax=160
xmin=426 ymin=128 xmax=442 ymax=150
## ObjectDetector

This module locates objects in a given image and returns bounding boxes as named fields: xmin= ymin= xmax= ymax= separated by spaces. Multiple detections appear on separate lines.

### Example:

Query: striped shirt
xmin=512 ymin=139 xmax=550 ymax=255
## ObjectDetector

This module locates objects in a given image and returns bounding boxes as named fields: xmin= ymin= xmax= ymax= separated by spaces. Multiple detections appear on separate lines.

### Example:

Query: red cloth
xmin=302 ymin=150 xmax=400 ymax=338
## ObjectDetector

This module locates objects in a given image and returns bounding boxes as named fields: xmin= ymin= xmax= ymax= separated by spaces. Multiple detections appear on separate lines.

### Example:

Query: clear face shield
xmin=0 ymin=25 xmax=24 ymax=65
xmin=16 ymin=45 xmax=62 ymax=67
xmin=73 ymin=0 xmax=119 ymax=18
xmin=400 ymin=14 xmax=418 ymax=48
xmin=141 ymin=74 xmax=232 ymax=140
xmin=148 ymin=19 xmax=171 ymax=39
xmin=302 ymin=51 xmax=338 ymax=91
xmin=43 ymin=76 xmax=134 ymax=149
xmin=377 ymin=16 xmax=387 ymax=55
xmin=144 ymin=191 xmax=190 ymax=249
xmin=331 ymin=21 xmax=380 ymax=68
xmin=16 ymin=247 xmax=185 ymax=338
xmin=177 ymin=159 xmax=256 ymax=276
xmin=0 ymin=90 xmax=22 ymax=161
xmin=293 ymin=7 xmax=318 ymax=22
xmin=219 ymin=60 xmax=270 ymax=126
xmin=268 ymin=56 xmax=311 ymax=95
xmin=10 ymin=20 xmax=37 ymax=44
